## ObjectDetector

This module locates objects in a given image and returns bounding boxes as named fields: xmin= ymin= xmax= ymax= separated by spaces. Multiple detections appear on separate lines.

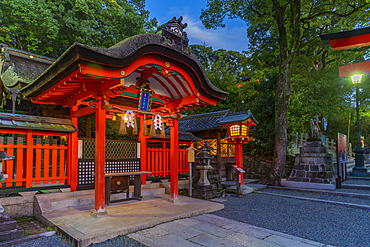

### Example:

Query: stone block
xmin=0 ymin=213 xmax=10 ymax=223
xmin=0 ymin=220 xmax=17 ymax=232
xmin=304 ymin=165 xmax=310 ymax=171
xmin=308 ymin=172 xmax=317 ymax=179
xmin=226 ymin=233 xmax=279 ymax=247
xmin=317 ymin=172 xmax=327 ymax=179
xmin=0 ymin=228 xmax=24 ymax=242
xmin=319 ymin=164 xmax=325 ymax=172
xmin=157 ymin=222 xmax=202 ymax=239
xmin=309 ymin=159 xmax=315 ymax=165
xmin=18 ymin=191 xmax=37 ymax=203
xmin=311 ymin=178 xmax=324 ymax=183
xmin=301 ymin=178 xmax=309 ymax=182
xmin=311 ymin=165 xmax=318 ymax=171
xmin=189 ymin=233 xmax=241 ymax=247
xmin=191 ymin=222 xmax=234 ymax=238
xmin=151 ymin=233 xmax=201 ymax=247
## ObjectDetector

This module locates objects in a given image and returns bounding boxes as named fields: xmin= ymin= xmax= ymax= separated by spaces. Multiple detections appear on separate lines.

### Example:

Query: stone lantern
xmin=193 ymin=141 xmax=215 ymax=199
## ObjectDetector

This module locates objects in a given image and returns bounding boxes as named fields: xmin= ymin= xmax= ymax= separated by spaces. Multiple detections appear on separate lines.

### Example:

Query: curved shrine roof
xmin=21 ymin=33 xmax=228 ymax=113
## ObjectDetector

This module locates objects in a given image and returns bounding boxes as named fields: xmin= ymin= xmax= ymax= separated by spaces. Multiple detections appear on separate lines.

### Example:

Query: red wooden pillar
xmin=24 ymin=130 xmax=33 ymax=188
xmin=170 ymin=116 xmax=179 ymax=202
xmin=235 ymin=142 xmax=243 ymax=185
xmin=70 ymin=106 xmax=78 ymax=191
xmin=139 ymin=115 xmax=148 ymax=185
xmin=94 ymin=100 xmax=107 ymax=215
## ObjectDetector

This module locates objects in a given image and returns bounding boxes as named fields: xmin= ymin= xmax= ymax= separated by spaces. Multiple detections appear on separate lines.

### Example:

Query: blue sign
xmin=138 ymin=89 xmax=152 ymax=112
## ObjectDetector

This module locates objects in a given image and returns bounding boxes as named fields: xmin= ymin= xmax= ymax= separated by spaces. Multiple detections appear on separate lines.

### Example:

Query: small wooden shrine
xmin=20 ymin=17 xmax=228 ymax=216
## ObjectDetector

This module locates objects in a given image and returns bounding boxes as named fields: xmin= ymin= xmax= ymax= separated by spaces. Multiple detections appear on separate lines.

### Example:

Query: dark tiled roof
xmin=0 ymin=44 xmax=55 ymax=89
xmin=21 ymin=33 xmax=228 ymax=101
xmin=218 ymin=110 xmax=259 ymax=125
xmin=0 ymin=113 xmax=77 ymax=132
xmin=165 ymin=130 xmax=203 ymax=141
xmin=179 ymin=110 xmax=229 ymax=132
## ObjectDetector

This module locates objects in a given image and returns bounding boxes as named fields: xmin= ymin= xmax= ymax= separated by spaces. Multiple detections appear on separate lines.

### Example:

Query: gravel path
xmin=11 ymin=234 xmax=147 ymax=247
xmin=211 ymin=193 xmax=370 ymax=247
xmin=342 ymin=179 xmax=370 ymax=186
xmin=260 ymin=188 xmax=370 ymax=206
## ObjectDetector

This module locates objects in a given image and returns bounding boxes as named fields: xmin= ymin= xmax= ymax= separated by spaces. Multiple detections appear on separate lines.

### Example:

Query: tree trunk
xmin=260 ymin=0 xmax=300 ymax=185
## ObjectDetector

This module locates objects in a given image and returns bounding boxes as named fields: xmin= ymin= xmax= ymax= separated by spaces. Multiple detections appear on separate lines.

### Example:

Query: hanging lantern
xmin=149 ymin=114 xmax=165 ymax=138
xmin=119 ymin=110 xmax=138 ymax=135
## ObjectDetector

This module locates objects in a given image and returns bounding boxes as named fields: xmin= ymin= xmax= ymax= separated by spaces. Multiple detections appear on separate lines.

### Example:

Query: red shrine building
xmin=15 ymin=17 xmax=228 ymax=215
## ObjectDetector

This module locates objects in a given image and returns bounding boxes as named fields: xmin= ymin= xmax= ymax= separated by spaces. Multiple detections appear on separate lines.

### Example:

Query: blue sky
xmin=146 ymin=0 xmax=248 ymax=52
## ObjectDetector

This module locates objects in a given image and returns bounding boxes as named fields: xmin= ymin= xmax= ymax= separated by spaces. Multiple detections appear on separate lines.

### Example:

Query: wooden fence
xmin=147 ymin=141 xmax=189 ymax=177
xmin=0 ymin=134 xmax=68 ymax=188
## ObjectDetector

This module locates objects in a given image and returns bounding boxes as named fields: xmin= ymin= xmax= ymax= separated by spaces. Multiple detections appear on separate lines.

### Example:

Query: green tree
xmin=0 ymin=0 xmax=157 ymax=58
xmin=201 ymin=0 xmax=370 ymax=185
xmin=188 ymin=44 xmax=258 ymax=114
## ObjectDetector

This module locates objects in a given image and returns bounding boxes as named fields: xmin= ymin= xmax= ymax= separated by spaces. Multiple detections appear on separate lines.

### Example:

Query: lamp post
xmin=351 ymin=75 xmax=368 ymax=176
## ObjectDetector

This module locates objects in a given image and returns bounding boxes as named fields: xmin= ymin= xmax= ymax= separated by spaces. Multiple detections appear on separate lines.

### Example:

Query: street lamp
xmin=351 ymin=74 xmax=368 ymax=176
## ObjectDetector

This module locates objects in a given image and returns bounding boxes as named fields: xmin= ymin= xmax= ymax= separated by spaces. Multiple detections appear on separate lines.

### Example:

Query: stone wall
xmin=0 ymin=191 xmax=37 ymax=218
xmin=243 ymin=156 xmax=272 ymax=179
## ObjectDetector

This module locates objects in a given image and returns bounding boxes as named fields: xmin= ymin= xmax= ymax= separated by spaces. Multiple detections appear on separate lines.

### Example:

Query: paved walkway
xmin=129 ymin=214 xmax=332 ymax=247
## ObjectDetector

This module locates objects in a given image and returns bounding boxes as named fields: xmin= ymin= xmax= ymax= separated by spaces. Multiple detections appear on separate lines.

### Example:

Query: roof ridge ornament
xmin=156 ymin=16 xmax=189 ymax=49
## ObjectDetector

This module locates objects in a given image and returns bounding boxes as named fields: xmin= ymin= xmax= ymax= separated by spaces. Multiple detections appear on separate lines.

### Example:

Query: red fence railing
xmin=147 ymin=141 xmax=189 ymax=177
xmin=0 ymin=130 xmax=70 ymax=188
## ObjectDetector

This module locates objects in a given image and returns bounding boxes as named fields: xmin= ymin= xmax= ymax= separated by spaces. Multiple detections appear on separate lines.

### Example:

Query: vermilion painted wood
xmin=139 ymin=116 xmax=148 ymax=185
xmin=339 ymin=60 xmax=370 ymax=78
xmin=25 ymin=131 xmax=33 ymax=188
xmin=5 ymin=139 xmax=14 ymax=187
xmin=330 ymin=33 xmax=370 ymax=51
xmin=59 ymin=144 xmax=66 ymax=183
xmin=170 ymin=118 xmax=179 ymax=200
xmin=159 ymin=142 xmax=163 ymax=177
xmin=35 ymin=140 xmax=42 ymax=185
xmin=51 ymin=140 xmax=58 ymax=183
xmin=95 ymin=100 xmax=106 ymax=212
xmin=43 ymin=140 xmax=50 ymax=184
xmin=79 ymin=56 xmax=219 ymax=106
xmin=15 ymin=139 xmax=24 ymax=186
xmin=66 ymin=134 xmax=72 ymax=185
xmin=70 ymin=106 xmax=79 ymax=191
xmin=73 ymin=106 xmax=96 ymax=118
xmin=235 ymin=143 xmax=243 ymax=186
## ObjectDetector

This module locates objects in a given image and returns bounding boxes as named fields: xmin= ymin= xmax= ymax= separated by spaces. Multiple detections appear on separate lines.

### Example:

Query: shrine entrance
xmin=21 ymin=17 xmax=228 ymax=216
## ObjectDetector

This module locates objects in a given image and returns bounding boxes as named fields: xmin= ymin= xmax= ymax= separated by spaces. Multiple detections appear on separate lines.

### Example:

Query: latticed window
xmin=241 ymin=125 xmax=248 ymax=136
xmin=195 ymin=139 xmax=217 ymax=155
xmin=230 ymin=125 xmax=240 ymax=136
xmin=220 ymin=139 xmax=235 ymax=157
xmin=82 ymin=139 xmax=137 ymax=159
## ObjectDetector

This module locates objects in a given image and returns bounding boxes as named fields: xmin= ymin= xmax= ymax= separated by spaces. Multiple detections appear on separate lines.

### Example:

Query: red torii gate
xmin=321 ymin=26 xmax=370 ymax=77
xmin=21 ymin=18 xmax=228 ymax=217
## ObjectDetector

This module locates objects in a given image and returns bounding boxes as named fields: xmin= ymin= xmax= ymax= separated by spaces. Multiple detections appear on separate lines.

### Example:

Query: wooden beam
xmin=62 ymin=90 xmax=93 ymax=107
xmin=330 ymin=33 xmax=370 ymax=51
xmin=339 ymin=61 xmax=370 ymax=78
xmin=73 ymin=106 xmax=96 ymax=118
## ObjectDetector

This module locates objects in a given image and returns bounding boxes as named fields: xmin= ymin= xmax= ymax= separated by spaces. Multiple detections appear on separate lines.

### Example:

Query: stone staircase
xmin=0 ymin=209 xmax=24 ymax=243
xmin=34 ymin=183 xmax=165 ymax=226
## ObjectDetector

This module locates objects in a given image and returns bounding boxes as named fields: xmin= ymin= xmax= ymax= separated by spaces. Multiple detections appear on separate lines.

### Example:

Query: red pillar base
xmin=91 ymin=210 xmax=108 ymax=218
xmin=235 ymin=143 xmax=243 ymax=186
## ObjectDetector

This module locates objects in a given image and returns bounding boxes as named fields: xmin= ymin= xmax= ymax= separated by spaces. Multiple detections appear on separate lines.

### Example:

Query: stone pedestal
xmin=0 ymin=206 xmax=24 ymax=242
xmin=288 ymin=140 xmax=335 ymax=184
xmin=193 ymin=184 xmax=215 ymax=200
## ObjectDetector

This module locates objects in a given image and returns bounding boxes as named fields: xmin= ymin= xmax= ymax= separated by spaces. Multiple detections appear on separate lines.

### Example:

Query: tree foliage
xmin=0 ymin=0 xmax=157 ymax=58
xmin=201 ymin=0 xmax=370 ymax=185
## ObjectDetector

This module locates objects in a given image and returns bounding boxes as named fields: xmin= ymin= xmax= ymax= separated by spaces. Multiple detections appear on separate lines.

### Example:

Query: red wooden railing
xmin=0 ymin=129 xmax=70 ymax=188
xmin=146 ymin=141 xmax=189 ymax=177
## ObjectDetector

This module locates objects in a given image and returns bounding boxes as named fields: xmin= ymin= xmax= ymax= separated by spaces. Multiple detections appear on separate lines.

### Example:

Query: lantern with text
xmin=218 ymin=111 xmax=258 ymax=186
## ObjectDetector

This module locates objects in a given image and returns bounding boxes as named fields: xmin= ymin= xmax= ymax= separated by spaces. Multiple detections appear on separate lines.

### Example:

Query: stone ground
xmin=8 ymin=177 xmax=370 ymax=246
